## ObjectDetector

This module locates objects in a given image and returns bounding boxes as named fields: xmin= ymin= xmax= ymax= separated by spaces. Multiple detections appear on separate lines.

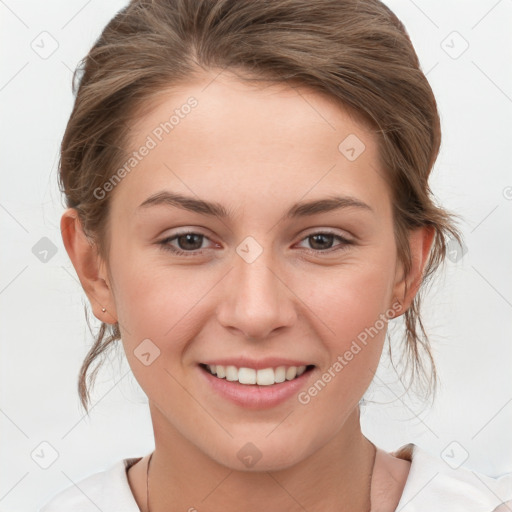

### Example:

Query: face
xmin=90 ymin=71 xmax=410 ymax=470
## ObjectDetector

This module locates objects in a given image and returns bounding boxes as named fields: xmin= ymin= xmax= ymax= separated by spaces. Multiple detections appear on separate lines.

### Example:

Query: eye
xmin=158 ymin=231 xmax=215 ymax=257
xmin=295 ymin=231 xmax=354 ymax=255
xmin=157 ymin=230 xmax=355 ymax=258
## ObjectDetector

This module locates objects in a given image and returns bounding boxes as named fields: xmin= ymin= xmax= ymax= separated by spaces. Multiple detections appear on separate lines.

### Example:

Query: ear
xmin=391 ymin=225 xmax=435 ymax=317
xmin=60 ymin=208 xmax=118 ymax=324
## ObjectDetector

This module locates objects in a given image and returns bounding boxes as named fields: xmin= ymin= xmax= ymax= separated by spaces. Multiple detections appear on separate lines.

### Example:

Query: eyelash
xmin=157 ymin=230 xmax=355 ymax=257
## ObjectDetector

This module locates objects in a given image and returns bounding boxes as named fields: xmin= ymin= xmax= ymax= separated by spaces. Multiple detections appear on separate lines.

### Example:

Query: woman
xmin=41 ymin=0 xmax=512 ymax=510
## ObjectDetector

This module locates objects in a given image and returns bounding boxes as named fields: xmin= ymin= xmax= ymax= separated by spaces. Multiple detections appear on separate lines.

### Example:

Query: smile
xmin=200 ymin=363 xmax=314 ymax=386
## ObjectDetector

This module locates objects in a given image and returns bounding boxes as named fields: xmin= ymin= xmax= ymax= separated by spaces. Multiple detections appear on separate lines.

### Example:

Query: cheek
xmin=299 ymin=255 xmax=395 ymax=344
xmin=110 ymin=247 xmax=217 ymax=356
xmin=111 ymin=259 xmax=211 ymax=400
xmin=110 ymin=238 xmax=179 ymax=322
xmin=291 ymin=263 xmax=393 ymax=420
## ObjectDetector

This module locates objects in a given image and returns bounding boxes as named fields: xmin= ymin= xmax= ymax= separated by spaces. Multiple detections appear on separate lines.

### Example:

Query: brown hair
xmin=59 ymin=0 xmax=464 ymax=413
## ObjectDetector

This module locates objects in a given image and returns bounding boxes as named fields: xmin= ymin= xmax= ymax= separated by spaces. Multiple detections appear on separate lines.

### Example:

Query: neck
xmin=146 ymin=405 xmax=376 ymax=512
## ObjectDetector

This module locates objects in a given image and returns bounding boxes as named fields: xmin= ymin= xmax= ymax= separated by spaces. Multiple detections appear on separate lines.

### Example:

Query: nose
xmin=216 ymin=249 xmax=297 ymax=341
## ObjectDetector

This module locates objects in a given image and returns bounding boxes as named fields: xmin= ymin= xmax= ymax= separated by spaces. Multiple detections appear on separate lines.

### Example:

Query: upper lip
xmin=200 ymin=357 xmax=314 ymax=370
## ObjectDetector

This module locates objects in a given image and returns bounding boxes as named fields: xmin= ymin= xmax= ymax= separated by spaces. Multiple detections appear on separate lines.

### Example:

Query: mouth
xmin=199 ymin=363 xmax=316 ymax=386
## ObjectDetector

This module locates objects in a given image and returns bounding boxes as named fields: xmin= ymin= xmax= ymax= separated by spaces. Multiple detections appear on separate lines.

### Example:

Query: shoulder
xmin=38 ymin=457 xmax=142 ymax=512
xmin=393 ymin=443 xmax=512 ymax=512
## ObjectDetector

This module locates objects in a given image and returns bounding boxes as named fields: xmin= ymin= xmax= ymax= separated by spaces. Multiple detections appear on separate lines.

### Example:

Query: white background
xmin=0 ymin=1 xmax=511 ymax=511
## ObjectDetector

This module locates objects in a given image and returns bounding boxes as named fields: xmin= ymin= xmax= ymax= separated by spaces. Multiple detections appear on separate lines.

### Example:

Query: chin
xmin=207 ymin=436 xmax=313 ymax=473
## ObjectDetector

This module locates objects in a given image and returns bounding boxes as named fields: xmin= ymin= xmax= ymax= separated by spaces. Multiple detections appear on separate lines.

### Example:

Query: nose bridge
xmin=217 ymin=239 xmax=295 ymax=339
xmin=238 ymin=249 xmax=280 ymax=304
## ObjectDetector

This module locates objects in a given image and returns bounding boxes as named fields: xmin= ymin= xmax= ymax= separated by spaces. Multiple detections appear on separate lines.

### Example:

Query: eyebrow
xmin=137 ymin=191 xmax=374 ymax=219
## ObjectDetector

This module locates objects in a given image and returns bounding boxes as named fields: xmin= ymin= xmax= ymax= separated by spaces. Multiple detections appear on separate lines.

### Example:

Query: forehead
xmin=111 ymin=70 xmax=390 ymax=220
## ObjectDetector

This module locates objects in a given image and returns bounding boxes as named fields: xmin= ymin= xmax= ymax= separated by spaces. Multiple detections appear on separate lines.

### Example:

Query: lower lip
xmin=198 ymin=365 xmax=315 ymax=410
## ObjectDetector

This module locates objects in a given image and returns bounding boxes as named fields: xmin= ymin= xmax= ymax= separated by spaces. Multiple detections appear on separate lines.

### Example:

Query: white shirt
xmin=39 ymin=443 xmax=512 ymax=511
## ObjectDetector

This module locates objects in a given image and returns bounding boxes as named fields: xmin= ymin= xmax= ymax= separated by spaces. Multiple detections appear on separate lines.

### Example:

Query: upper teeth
xmin=206 ymin=364 xmax=308 ymax=385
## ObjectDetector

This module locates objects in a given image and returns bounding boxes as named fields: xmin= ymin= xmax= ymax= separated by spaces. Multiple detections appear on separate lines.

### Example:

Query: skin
xmin=61 ymin=70 xmax=433 ymax=511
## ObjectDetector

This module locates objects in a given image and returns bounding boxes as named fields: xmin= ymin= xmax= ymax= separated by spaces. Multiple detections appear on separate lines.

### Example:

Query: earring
xmin=101 ymin=307 xmax=106 ymax=312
